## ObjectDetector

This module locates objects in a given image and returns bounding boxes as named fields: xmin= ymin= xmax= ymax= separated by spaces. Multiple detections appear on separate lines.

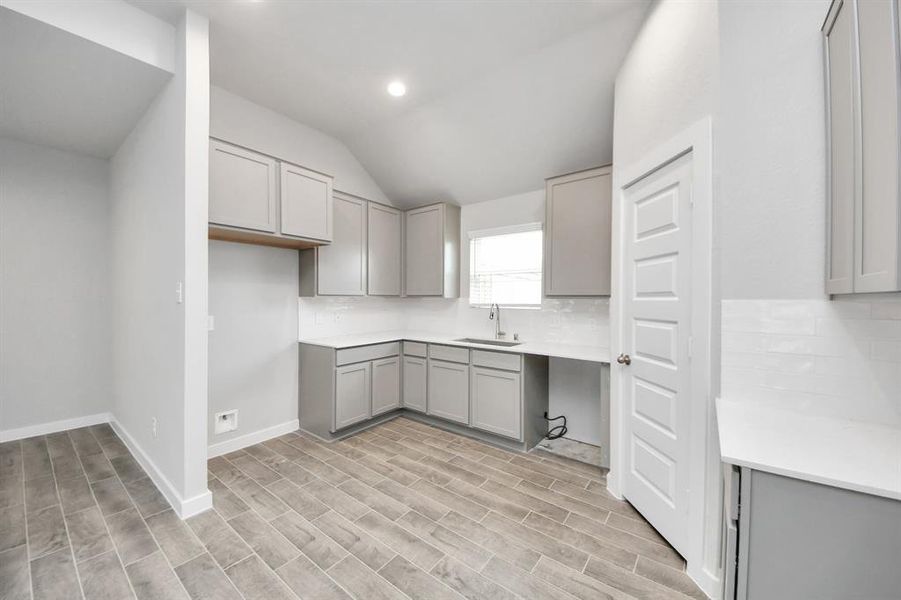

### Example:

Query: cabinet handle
xmin=616 ymin=353 xmax=631 ymax=365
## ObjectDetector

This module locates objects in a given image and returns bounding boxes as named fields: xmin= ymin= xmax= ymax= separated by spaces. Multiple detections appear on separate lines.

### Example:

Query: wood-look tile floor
xmin=0 ymin=418 xmax=707 ymax=600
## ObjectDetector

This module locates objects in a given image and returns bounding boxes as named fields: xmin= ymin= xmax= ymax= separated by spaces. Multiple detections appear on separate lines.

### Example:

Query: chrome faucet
xmin=489 ymin=303 xmax=506 ymax=339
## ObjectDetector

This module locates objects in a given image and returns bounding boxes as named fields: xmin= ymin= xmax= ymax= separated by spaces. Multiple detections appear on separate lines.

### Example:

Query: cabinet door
xmin=854 ymin=0 xmax=901 ymax=292
xmin=371 ymin=356 xmax=400 ymax=416
xmin=824 ymin=0 xmax=857 ymax=294
xmin=317 ymin=194 xmax=367 ymax=295
xmin=402 ymin=356 xmax=427 ymax=413
xmin=405 ymin=204 xmax=444 ymax=295
xmin=470 ymin=367 xmax=521 ymax=440
xmin=280 ymin=162 xmax=333 ymax=241
xmin=368 ymin=203 xmax=402 ymax=296
xmin=209 ymin=140 xmax=277 ymax=232
xmin=334 ymin=362 xmax=370 ymax=431
xmin=427 ymin=359 xmax=469 ymax=424
xmin=544 ymin=167 xmax=612 ymax=296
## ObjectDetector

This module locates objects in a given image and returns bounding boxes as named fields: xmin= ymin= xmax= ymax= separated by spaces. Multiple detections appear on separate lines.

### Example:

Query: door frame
xmin=609 ymin=117 xmax=718 ymax=596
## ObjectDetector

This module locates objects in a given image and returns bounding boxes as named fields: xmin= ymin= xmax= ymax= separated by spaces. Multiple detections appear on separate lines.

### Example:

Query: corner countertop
xmin=298 ymin=330 xmax=610 ymax=363
xmin=716 ymin=398 xmax=901 ymax=501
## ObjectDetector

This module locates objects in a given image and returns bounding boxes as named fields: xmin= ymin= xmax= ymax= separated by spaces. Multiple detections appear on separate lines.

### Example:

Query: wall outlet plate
xmin=215 ymin=409 xmax=238 ymax=434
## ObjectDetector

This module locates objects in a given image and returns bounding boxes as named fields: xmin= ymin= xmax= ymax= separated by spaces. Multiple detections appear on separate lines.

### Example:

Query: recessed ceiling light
xmin=387 ymin=81 xmax=407 ymax=97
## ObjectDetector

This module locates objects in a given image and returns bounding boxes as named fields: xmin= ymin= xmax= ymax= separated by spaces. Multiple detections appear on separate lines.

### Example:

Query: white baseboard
xmin=0 ymin=412 xmax=111 ymax=443
xmin=208 ymin=419 xmax=299 ymax=458
xmin=110 ymin=417 xmax=212 ymax=519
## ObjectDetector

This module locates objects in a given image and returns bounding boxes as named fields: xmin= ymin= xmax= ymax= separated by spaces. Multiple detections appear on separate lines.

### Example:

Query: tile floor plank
xmin=270 ymin=510 xmax=347 ymax=570
xmin=125 ymin=551 xmax=190 ymax=600
xmin=481 ymin=511 xmax=588 ymax=571
xmin=186 ymin=510 xmax=252 ymax=570
xmin=26 ymin=503 xmax=69 ymax=559
xmin=175 ymin=553 xmax=243 ymax=600
xmin=144 ymin=510 xmax=205 ymax=568
xmin=379 ymin=555 xmax=463 ymax=600
xmin=374 ymin=478 xmax=450 ymax=522
xmin=224 ymin=554 xmax=295 ymax=600
xmin=303 ymin=479 xmax=370 ymax=522
xmin=66 ymin=506 xmax=115 ymax=563
xmin=312 ymin=510 xmax=396 ymax=571
xmin=531 ymin=556 xmax=625 ymax=600
xmin=106 ymin=508 xmax=159 ymax=566
xmin=438 ymin=511 xmax=540 ymax=572
xmin=338 ymin=479 xmax=408 ymax=521
xmin=0 ymin=503 xmax=27 ymax=553
xmin=524 ymin=511 xmax=638 ymax=570
xmin=354 ymin=510 xmax=444 ymax=571
xmin=77 ymin=550 xmax=135 ymax=600
xmin=397 ymin=510 xmax=492 ymax=571
xmin=207 ymin=477 xmax=249 ymax=520
xmin=92 ymin=477 xmax=134 ymax=517
xmin=277 ymin=553 xmax=352 ymax=600
xmin=0 ymin=545 xmax=31 ymax=600
xmin=429 ymin=555 xmax=519 ymax=600
xmin=58 ymin=474 xmax=97 ymax=515
xmin=409 ymin=480 xmax=488 ymax=521
xmin=328 ymin=555 xmax=408 ymax=600
xmin=267 ymin=479 xmax=330 ymax=521
xmin=227 ymin=510 xmax=299 ymax=570
xmin=481 ymin=555 xmax=578 ymax=600
xmin=30 ymin=547 xmax=83 ymax=600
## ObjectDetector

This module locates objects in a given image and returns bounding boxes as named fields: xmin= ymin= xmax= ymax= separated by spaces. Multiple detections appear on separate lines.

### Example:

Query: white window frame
xmin=468 ymin=222 xmax=543 ymax=309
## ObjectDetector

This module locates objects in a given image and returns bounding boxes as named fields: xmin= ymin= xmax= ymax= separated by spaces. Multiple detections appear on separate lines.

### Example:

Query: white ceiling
xmin=130 ymin=0 xmax=650 ymax=205
xmin=0 ymin=7 xmax=172 ymax=159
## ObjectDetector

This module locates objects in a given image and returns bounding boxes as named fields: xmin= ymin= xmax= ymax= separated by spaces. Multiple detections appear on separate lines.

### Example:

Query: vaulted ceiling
xmin=130 ymin=0 xmax=650 ymax=206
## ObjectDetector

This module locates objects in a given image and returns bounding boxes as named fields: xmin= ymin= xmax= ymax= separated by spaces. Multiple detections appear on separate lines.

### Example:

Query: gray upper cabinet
xmin=209 ymin=140 xmax=278 ymax=233
xmin=368 ymin=202 xmax=402 ymax=296
xmin=280 ymin=162 xmax=333 ymax=242
xmin=427 ymin=359 xmax=469 ymax=424
xmin=544 ymin=166 xmax=612 ymax=296
xmin=371 ymin=356 xmax=401 ymax=416
xmin=824 ymin=0 xmax=901 ymax=294
xmin=404 ymin=203 xmax=461 ymax=297
xmin=301 ymin=193 xmax=367 ymax=296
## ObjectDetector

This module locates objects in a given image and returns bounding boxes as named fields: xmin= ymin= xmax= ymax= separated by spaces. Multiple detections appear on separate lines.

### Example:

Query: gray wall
xmin=208 ymin=241 xmax=299 ymax=446
xmin=0 ymin=137 xmax=112 ymax=433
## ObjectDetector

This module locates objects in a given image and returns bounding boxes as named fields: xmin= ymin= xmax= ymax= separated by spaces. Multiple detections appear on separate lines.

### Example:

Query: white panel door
xmin=621 ymin=153 xmax=693 ymax=556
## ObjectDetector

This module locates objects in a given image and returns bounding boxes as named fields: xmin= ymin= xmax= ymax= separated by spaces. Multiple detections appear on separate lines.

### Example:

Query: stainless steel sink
xmin=454 ymin=337 xmax=522 ymax=347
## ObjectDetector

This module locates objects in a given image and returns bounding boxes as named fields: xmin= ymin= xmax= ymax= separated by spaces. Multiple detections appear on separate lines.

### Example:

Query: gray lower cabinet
xmin=402 ymin=355 xmax=427 ymax=413
xmin=544 ymin=165 xmax=612 ymax=296
xmin=427 ymin=359 xmax=469 ymax=424
xmin=371 ymin=356 xmax=400 ymax=416
xmin=470 ymin=366 xmax=521 ymax=440
xmin=335 ymin=362 xmax=371 ymax=430
xmin=724 ymin=465 xmax=901 ymax=600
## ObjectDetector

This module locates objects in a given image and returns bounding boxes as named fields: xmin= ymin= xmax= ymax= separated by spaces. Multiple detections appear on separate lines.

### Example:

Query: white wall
xmin=612 ymin=0 xmax=718 ymax=168
xmin=718 ymin=0 xmax=829 ymax=300
xmin=210 ymin=86 xmax=389 ymax=204
xmin=208 ymin=241 xmax=299 ymax=446
xmin=298 ymin=188 xmax=611 ymax=449
xmin=0 ymin=138 xmax=112 ymax=434
xmin=109 ymin=10 xmax=209 ymax=516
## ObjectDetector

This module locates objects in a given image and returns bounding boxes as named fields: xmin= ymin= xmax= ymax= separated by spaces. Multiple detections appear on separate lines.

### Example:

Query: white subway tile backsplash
xmin=722 ymin=299 xmax=901 ymax=425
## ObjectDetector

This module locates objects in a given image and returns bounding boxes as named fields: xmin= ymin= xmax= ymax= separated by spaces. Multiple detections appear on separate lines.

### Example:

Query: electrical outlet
xmin=215 ymin=410 xmax=238 ymax=434
xmin=151 ymin=417 xmax=158 ymax=439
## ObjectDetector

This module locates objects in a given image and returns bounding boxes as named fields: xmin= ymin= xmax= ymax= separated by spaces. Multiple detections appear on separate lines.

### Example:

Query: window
xmin=469 ymin=224 xmax=543 ymax=307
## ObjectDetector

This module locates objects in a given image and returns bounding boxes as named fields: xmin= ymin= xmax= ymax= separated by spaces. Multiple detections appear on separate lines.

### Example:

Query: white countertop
xmin=298 ymin=330 xmax=610 ymax=363
xmin=716 ymin=398 xmax=901 ymax=501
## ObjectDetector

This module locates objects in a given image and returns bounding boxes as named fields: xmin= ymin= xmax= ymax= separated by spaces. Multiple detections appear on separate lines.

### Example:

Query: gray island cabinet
xmin=299 ymin=339 xmax=548 ymax=451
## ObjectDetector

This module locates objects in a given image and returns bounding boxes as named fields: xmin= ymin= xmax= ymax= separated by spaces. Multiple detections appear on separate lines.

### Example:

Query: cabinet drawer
xmin=403 ymin=341 xmax=428 ymax=358
xmin=336 ymin=342 xmax=399 ymax=366
xmin=429 ymin=344 xmax=469 ymax=364
xmin=471 ymin=350 xmax=521 ymax=372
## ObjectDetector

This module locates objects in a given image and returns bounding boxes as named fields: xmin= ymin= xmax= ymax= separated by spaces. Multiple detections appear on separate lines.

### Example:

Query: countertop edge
xmin=298 ymin=331 xmax=610 ymax=363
